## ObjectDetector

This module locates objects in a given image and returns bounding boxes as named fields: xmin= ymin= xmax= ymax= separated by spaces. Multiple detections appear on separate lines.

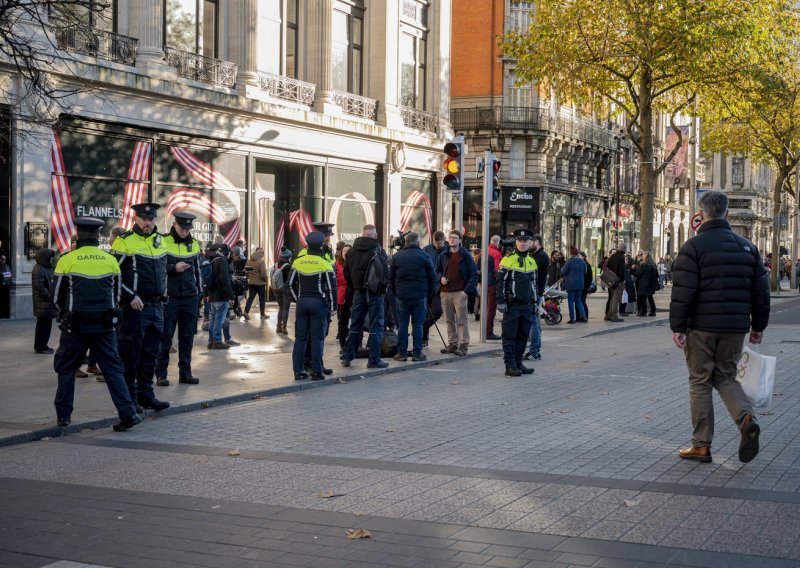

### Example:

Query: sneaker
xmin=35 ymin=347 xmax=55 ymax=354
xmin=393 ymin=353 xmax=408 ymax=362
xmin=367 ymin=361 xmax=389 ymax=369
xmin=340 ymin=360 xmax=351 ymax=367
xmin=411 ymin=353 xmax=427 ymax=362
xmin=225 ymin=339 xmax=241 ymax=347
xmin=113 ymin=414 xmax=143 ymax=432
xmin=156 ymin=377 xmax=170 ymax=387
xmin=739 ymin=414 xmax=760 ymax=463
xmin=294 ymin=372 xmax=310 ymax=381
xmin=523 ymin=352 xmax=534 ymax=361
xmin=532 ymin=352 xmax=542 ymax=361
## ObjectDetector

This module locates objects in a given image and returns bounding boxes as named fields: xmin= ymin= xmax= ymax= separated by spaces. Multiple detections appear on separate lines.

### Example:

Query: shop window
xmin=400 ymin=177 xmax=435 ymax=244
xmin=332 ymin=1 xmax=365 ymax=94
xmin=164 ymin=0 xmax=218 ymax=57
xmin=327 ymin=168 xmax=377 ymax=243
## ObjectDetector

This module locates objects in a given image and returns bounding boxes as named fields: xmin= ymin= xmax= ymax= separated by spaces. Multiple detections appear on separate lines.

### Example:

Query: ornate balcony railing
xmin=54 ymin=25 xmax=138 ymax=66
xmin=164 ymin=46 xmax=237 ymax=88
xmin=451 ymin=106 xmax=616 ymax=149
xmin=258 ymin=71 xmax=315 ymax=105
xmin=331 ymin=89 xmax=378 ymax=121
xmin=399 ymin=105 xmax=439 ymax=134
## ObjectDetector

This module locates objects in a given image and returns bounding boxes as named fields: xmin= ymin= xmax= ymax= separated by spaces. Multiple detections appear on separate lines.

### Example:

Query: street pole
xmin=479 ymin=150 xmax=492 ymax=343
xmin=793 ymin=186 xmax=799 ymax=290
xmin=689 ymin=102 xmax=698 ymax=228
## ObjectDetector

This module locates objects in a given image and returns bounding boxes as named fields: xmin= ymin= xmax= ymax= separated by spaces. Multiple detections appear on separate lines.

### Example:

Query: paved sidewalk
xmin=0 ymin=286 xmax=720 ymax=445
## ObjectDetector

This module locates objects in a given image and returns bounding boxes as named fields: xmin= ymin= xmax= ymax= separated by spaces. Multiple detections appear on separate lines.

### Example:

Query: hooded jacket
xmin=245 ymin=250 xmax=269 ymax=286
xmin=670 ymin=218 xmax=770 ymax=334
xmin=206 ymin=249 xmax=235 ymax=302
xmin=344 ymin=236 xmax=388 ymax=292
xmin=32 ymin=248 xmax=56 ymax=318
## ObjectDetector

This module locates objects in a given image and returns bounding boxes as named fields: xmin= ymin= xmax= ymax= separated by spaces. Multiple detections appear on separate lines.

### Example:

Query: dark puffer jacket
xmin=669 ymin=219 xmax=770 ymax=334
xmin=344 ymin=236 xmax=388 ymax=292
xmin=389 ymin=244 xmax=436 ymax=301
xmin=32 ymin=248 xmax=56 ymax=318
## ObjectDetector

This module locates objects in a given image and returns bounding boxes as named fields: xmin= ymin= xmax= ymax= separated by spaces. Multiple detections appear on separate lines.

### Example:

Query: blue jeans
xmin=208 ymin=301 xmax=229 ymax=343
xmin=397 ymin=298 xmax=427 ymax=356
xmin=343 ymin=290 xmax=384 ymax=365
xmin=528 ymin=305 xmax=541 ymax=355
xmin=567 ymin=289 xmax=586 ymax=321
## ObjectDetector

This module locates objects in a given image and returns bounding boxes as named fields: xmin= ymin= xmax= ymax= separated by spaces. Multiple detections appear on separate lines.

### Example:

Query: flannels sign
xmin=501 ymin=186 xmax=539 ymax=212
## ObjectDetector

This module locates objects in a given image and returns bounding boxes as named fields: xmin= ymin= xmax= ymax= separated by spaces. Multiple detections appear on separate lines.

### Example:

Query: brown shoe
xmin=75 ymin=369 xmax=89 ymax=378
xmin=455 ymin=343 xmax=469 ymax=356
xmin=209 ymin=341 xmax=230 ymax=350
xmin=440 ymin=344 xmax=457 ymax=354
xmin=739 ymin=414 xmax=760 ymax=463
xmin=678 ymin=446 xmax=712 ymax=463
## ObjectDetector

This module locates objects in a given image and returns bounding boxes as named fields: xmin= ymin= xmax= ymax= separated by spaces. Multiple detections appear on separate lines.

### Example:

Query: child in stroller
xmin=538 ymin=279 xmax=566 ymax=325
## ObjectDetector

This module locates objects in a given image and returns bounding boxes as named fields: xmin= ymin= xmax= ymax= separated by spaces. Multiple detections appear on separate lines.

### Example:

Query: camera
xmin=390 ymin=230 xmax=411 ymax=250
xmin=499 ymin=236 xmax=516 ymax=256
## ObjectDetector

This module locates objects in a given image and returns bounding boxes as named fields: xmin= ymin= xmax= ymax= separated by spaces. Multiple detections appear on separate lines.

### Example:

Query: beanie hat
xmin=280 ymin=247 xmax=293 ymax=259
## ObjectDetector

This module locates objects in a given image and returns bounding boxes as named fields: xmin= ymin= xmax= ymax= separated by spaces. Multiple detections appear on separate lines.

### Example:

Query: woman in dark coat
xmin=546 ymin=250 xmax=565 ymax=287
xmin=634 ymin=251 xmax=659 ymax=316
xmin=579 ymin=251 xmax=593 ymax=320
xmin=32 ymin=248 xmax=56 ymax=353
xmin=621 ymin=254 xmax=637 ymax=315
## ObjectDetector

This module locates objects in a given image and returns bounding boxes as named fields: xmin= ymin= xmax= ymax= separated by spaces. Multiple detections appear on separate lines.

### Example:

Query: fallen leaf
xmin=338 ymin=377 xmax=348 ymax=384
xmin=644 ymin=415 xmax=651 ymax=420
xmin=560 ymin=410 xmax=570 ymax=414
xmin=500 ymin=402 xmax=511 ymax=406
xmin=198 ymin=412 xmax=210 ymax=416
xmin=346 ymin=528 xmax=372 ymax=539
xmin=40 ymin=437 xmax=51 ymax=441
xmin=567 ymin=395 xmax=578 ymax=401
xmin=211 ymin=505 xmax=220 ymax=509
xmin=385 ymin=428 xmax=396 ymax=432
xmin=319 ymin=489 xmax=336 ymax=498
xmin=227 ymin=449 xmax=241 ymax=457
xmin=201 ymin=402 xmax=211 ymax=409
xmin=544 ymin=409 xmax=554 ymax=414
xmin=773 ymin=392 xmax=783 ymax=396
xmin=600 ymin=391 xmax=609 ymax=395
xmin=192 ymin=456 xmax=210 ymax=463
xmin=581 ymin=360 xmax=590 ymax=364
xmin=450 ymin=380 xmax=459 ymax=385
xmin=623 ymin=500 xmax=639 ymax=507
xmin=649 ymin=397 xmax=660 ymax=402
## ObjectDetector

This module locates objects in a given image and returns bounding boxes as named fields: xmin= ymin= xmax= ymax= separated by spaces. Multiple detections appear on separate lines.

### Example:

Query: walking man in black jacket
xmin=670 ymin=190 xmax=770 ymax=463
xmin=604 ymin=244 xmax=627 ymax=322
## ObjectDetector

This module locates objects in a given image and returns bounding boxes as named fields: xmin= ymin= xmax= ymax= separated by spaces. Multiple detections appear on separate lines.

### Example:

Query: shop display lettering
xmin=501 ymin=186 xmax=538 ymax=212
xmin=75 ymin=205 xmax=123 ymax=218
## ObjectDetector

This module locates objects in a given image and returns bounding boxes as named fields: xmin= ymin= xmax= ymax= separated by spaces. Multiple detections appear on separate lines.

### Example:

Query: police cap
xmin=305 ymin=231 xmax=325 ymax=247
xmin=73 ymin=217 xmax=105 ymax=232
xmin=312 ymin=222 xmax=335 ymax=237
xmin=131 ymin=202 xmax=160 ymax=219
xmin=513 ymin=228 xmax=534 ymax=240
xmin=173 ymin=211 xmax=196 ymax=228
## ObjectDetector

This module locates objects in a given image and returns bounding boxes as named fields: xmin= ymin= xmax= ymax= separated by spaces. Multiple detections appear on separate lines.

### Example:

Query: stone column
xmin=312 ymin=0 xmax=339 ymax=114
xmin=129 ymin=0 xmax=175 ymax=78
xmin=369 ymin=0 xmax=403 ymax=129
xmin=229 ymin=0 xmax=259 ymax=91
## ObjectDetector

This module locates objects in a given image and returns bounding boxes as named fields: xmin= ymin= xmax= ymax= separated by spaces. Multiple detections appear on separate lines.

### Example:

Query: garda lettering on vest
xmin=76 ymin=254 xmax=106 ymax=261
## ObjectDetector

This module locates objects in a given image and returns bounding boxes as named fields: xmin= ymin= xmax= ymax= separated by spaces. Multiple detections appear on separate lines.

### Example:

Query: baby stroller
xmin=539 ymin=279 xmax=566 ymax=325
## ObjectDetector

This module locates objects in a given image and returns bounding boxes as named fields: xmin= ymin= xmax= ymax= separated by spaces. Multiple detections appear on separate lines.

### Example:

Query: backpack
xmin=200 ymin=258 xmax=216 ymax=292
xmin=270 ymin=264 xmax=285 ymax=290
xmin=364 ymin=249 xmax=389 ymax=294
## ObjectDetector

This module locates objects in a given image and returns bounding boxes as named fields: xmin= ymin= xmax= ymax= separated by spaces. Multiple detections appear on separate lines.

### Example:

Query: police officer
xmin=299 ymin=222 xmax=335 ymax=375
xmin=111 ymin=202 xmax=170 ymax=411
xmin=52 ymin=217 xmax=142 ymax=431
xmin=497 ymin=229 xmax=539 ymax=377
xmin=288 ymin=231 xmax=337 ymax=381
xmin=154 ymin=211 xmax=202 ymax=386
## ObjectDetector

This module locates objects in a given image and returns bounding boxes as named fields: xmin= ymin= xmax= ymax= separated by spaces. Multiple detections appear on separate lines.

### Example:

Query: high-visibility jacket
xmin=52 ymin=245 xmax=121 ymax=312
xmin=288 ymin=252 xmax=336 ymax=311
xmin=162 ymin=230 xmax=201 ymax=298
xmin=111 ymin=227 xmax=167 ymax=303
xmin=497 ymin=251 xmax=538 ymax=306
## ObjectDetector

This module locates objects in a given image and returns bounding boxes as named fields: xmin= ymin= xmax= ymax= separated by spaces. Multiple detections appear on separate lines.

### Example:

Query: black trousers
xmin=155 ymin=295 xmax=199 ymax=380
xmin=337 ymin=296 xmax=352 ymax=348
xmin=637 ymin=294 xmax=656 ymax=315
xmin=501 ymin=302 xmax=532 ymax=370
xmin=293 ymin=297 xmax=327 ymax=374
xmin=34 ymin=316 xmax=53 ymax=351
xmin=244 ymin=284 xmax=266 ymax=315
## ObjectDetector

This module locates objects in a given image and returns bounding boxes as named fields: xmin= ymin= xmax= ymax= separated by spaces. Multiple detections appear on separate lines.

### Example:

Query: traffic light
xmin=489 ymin=156 xmax=501 ymax=204
xmin=442 ymin=139 xmax=464 ymax=192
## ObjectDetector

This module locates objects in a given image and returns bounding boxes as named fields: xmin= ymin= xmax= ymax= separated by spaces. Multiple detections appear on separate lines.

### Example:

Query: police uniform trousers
xmin=54 ymin=327 xmax=137 ymax=421
xmin=502 ymin=301 xmax=533 ymax=370
xmin=118 ymin=301 xmax=164 ymax=402
xmin=155 ymin=295 xmax=199 ymax=380
xmin=293 ymin=297 xmax=327 ymax=374
xmin=304 ymin=312 xmax=331 ymax=367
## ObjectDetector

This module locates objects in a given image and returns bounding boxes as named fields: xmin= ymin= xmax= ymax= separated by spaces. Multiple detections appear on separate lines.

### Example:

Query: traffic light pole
xmin=479 ymin=150 xmax=493 ymax=343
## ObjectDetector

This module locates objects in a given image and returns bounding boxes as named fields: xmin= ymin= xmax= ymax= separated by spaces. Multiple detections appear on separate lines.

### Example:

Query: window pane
xmin=286 ymin=28 xmax=297 ymax=78
xmin=401 ymin=178 xmax=434 ymax=244
xmin=417 ymin=64 xmax=426 ymax=110
xmin=327 ymin=168 xmax=377 ymax=244
xmin=202 ymin=0 xmax=217 ymax=57
xmin=400 ymin=33 xmax=415 ymax=107
xmin=510 ymin=138 xmax=526 ymax=179
xmin=287 ymin=0 xmax=298 ymax=24
xmin=258 ymin=0 xmax=282 ymax=74
xmin=166 ymin=0 xmax=198 ymax=52
xmin=353 ymin=16 xmax=363 ymax=46
xmin=332 ymin=10 xmax=349 ymax=91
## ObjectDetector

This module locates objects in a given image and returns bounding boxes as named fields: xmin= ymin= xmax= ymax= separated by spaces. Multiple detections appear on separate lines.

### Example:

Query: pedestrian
xmin=579 ymin=251 xmax=592 ymax=320
xmin=32 ymin=248 xmax=57 ymax=354
xmin=436 ymin=230 xmax=478 ymax=356
xmin=422 ymin=231 xmax=446 ymax=347
xmin=273 ymin=247 xmax=293 ymax=334
xmin=154 ymin=211 xmax=202 ymax=387
xmin=470 ymin=248 xmax=481 ymax=320
xmin=603 ymin=243 xmax=626 ymax=322
xmin=334 ymin=242 xmax=352 ymax=350
xmin=497 ymin=229 xmax=538 ymax=377
xmin=341 ymin=225 xmax=390 ymax=368
xmin=635 ymin=251 xmax=659 ymax=317
xmin=657 ymin=256 xmax=668 ymax=289
xmin=622 ymin=253 xmax=637 ymax=316
xmin=111 ymin=202 xmax=170 ymax=413
xmin=288 ymin=231 xmax=336 ymax=380
xmin=205 ymin=243 xmax=238 ymax=349
xmin=524 ymin=235 xmax=549 ymax=361
xmin=546 ymin=250 xmax=564 ymax=287
xmin=665 ymin=253 xmax=674 ymax=283
xmin=670 ymin=190 xmax=770 ymax=463
xmin=51 ymin=217 xmax=141 ymax=431
xmin=0 ymin=252 xmax=11 ymax=319
xmin=243 ymin=246 xmax=269 ymax=320
xmin=389 ymin=231 xmax=436 ymax=362
xmin=230 ymin=246 xmax=247 ymax=318
xmin=486 ymin=235 xmax=503 ymax=340
xmin=561 ymin=246 xmax=587 ymax=323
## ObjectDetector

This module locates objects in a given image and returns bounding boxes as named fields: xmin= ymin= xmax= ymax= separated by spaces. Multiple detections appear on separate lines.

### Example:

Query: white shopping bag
xmin=622 ymin=290 xmax=629 ymax=304
xmin=736 ymin=346 xmax=776 ymax=407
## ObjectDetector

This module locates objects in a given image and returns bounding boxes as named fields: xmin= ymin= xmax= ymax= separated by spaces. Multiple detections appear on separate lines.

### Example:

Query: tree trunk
xmin=771 ymin=172 xmax=786 ymax=292
xmin=638 ymin=69 xmax=655 ymax=254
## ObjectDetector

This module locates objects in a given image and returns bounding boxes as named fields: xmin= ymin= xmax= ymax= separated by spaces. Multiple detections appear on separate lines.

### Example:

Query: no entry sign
xmin=690 ymin=212 xmax=703 ymax=232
